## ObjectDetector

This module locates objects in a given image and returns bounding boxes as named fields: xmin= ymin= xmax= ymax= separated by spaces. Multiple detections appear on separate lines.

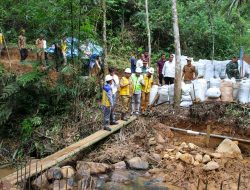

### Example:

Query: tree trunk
xmin=102 ymin=0 xmax=108 ymax=75
xmin=145 ymin=0 xmax=151 ymax=66
xmin=172 ymin=0 xmax=181 ymax=110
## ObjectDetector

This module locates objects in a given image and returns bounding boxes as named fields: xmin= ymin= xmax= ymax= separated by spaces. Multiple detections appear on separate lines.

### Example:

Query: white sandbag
xmin=238 ymin=80 xmax=250 ymax=104
xmin=192 ymin=79 xmax=207 ymax=102
xmin=233 ymin=82 xmax=240 ymax=100
xmin=149 ymin=85 xmax=159 ymax=105
xmin=220 ymin=60 xmax=230 ymax=79
xmin=214 ymin=61 xmax=221 ymax=78
xmin=210 ymin=78 xmax=221 ymax=88
xmin=204 ymin=60 xmax=214 ymax=81
xmin=158 ymin=85 xmax=174 ymax=104
xmin=220 ymin=80 xmax=233 ymax=102
xmin=206 ymin=87 xmax=221 ymax=98
xmin=196 ymin=61 xmax=206 ymax=78
xmin=180 ymin=101 xmax=192 ymax=107
xmin=181 ymin=95 xmax=192 ymax=101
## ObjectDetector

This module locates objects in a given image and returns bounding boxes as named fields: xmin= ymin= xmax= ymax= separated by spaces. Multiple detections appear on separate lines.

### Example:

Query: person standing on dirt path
xmin=107 ymin=67 xmax=119 ymax=125
xmin=131 ymin=67 xmax=144 ymax=115
xmin=61 ymin=36 xmax=67 ymax=65
xmin=141 ymin=68 xmax=154 ymax=114
xmin=0 ymin=32 xmax=4 ymax=57
xmin=102 ymin=75 xmax=114 ymax=131
xmin=162 ymin=54 xmax=175 ymax=85
xmin=182 ymin=57 xmax=196 ymax=84
xmin=36 ymin=34 xmax=45 ymax=66
xmin=120 ymin=68 xmax=132 ymax=121
xmin=157 ymin=53 xmax=166 ymax=85
xmin=18 ymin=30 xmax=28 ymax=62
xmin=141 ymin=61 xmax=149 ymax=74
xmin=226 ymin=57 xmax=240 ymax=79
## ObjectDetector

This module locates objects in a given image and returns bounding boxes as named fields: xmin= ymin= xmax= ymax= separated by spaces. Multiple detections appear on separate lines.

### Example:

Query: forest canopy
xmin=0 ymin=0 xmax=250 ymax=60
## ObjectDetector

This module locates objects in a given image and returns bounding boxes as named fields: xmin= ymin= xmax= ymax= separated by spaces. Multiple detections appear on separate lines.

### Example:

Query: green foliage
xmin=17 ymin=71 xmax=44 ymax=87
xmin=0 ymin=83 xmax=20 ymax=99
xmin=21 ymin=116 xmax=42 ymax=140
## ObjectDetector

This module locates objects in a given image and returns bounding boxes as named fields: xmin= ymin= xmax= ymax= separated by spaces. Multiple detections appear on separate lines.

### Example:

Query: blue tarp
xmin=47 ymin=38 xmax=103 ymax=59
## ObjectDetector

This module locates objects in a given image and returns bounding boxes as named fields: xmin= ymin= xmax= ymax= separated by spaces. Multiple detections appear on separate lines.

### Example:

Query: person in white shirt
xmin=162 ymin=54 xmax=175 ymax=84
xmin=42 ymin=37 xmax=48 ymax=65
xmin=106 ymin=67 xmax=119 ymax=125
xmin=136 ymin=54 xmax=144 ymax=68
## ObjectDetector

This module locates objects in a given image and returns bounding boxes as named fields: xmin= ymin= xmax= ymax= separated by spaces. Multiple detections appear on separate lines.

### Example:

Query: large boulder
xmin=203 ymin=161 xmax=219 ymax=171
xmin=61 ymin=166 xmax=75 ymax=178
xmin=179 ymin=153 xmax=194 ymax=164
xmin=32 ymin=173 xmax=49 ymax=190
xmin=76 ymin=161 xmax=112 ymax=175
xmin=47 ymin=167 xmax=63 ymax=180
xmin=128 ymin=157 xmax=149 ymax=170
xmin=216 ymin=139 xmax=242 ymax=159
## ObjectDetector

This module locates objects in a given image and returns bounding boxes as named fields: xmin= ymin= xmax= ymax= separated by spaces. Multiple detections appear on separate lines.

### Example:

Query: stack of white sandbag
xmin=180 ymin=83 xmax=193 ymax=107
xmin=158 ymin=84 xmax=175 ymax=104
xmin=149 ymin=85 xmax=159 ymax=105
xmin=238 ymin=79 xmax=250 ymax=104
xmin=192 ymin=79 xmax=207 ymax=102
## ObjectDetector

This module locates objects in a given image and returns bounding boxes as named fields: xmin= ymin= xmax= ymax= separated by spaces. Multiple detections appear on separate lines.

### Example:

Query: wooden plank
xmin=1 ymin=116 xmax=136 ymax=186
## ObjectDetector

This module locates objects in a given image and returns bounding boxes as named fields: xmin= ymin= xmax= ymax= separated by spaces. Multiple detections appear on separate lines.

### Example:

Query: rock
xmin=166 ymin=148 xmax=175 ymax=152
xmin=111 ymin=170 xmax=130 ymax=183
xmin=98 ymin=174 xmax=109 ymax=182
xmin=47 ymin=167 xmax=62 ymax=180
xmin=53 ymin=179 xmax=74 ymax=190
xmin=148 ymin=138 xmax=156 ymax=145
xmin=163 ymin=153 xmax=170 ymax=159
xmin=113 ymin=161 xmax=126 ymax=170
xmin=148 ymin=168 xmax=163 ymax=174
xmin=216 ymin=139 xmax=242 ymax=159
xmin=155 ymin=134 xmax=165 ymax=144
xmin=143 ymin=172 xmax=151 ymax=177
xmin=175 ymin=152 xmax=182 ymax=159
xmin=210 ymin=153 xmax=222 ymax=159
xmin=188 ymin=143 xmax=198 ymax=150
xmin=61 ymin=166 xmax=75 ymax=178
xmin=193 ymin=161 xmax=200 ymax=166
xmin=202 ymin=155 xmax=211 ymax=163
xmin=233 ymin=141 xmax=238 ymax=145
xmin=128 ymin=157 xmax=149 ymax=170
xmin=176 ymin=163 xmax=184 ymax=172
xmin=152 ymin=153 xmax=161 ymax=162
xmin=195 ymin=154 xmax=203 ymax=162
xmin=155 ymin=144 xmax=164 ymax=151
xmin=153 ymin=123 xmax=174 ymax=138
xmin=76 ymin=161 xmax=111 ymax=175
xmin=179 ymin=153 xmax=194 ymax=164
xmin=32 ymin=173 xmax=49 ymax=190
xmin=203 ymin=161 xmax=219 ymax=171
xmin=180 ymin=142 xmax=188 ymax=149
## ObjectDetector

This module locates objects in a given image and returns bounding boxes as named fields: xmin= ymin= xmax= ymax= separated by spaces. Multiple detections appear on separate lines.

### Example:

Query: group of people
xmin=101 ymin=66 xmax=154 ymax=131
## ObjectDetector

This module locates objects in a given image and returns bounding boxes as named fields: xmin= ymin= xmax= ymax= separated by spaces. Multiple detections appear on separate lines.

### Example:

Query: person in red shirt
xmin=157 ymin=53 xmax=166 ymax=85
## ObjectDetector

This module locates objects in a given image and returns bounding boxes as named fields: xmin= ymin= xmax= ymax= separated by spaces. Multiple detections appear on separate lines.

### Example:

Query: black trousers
xmin=20 ymin=48 xmax=28 ymax=61
xmin=159 ymin=74 xmax=164 ymax=85
xmin=164 ymin=77 xmax=175 ymax=85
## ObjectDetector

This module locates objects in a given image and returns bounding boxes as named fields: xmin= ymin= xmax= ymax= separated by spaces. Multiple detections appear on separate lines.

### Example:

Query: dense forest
xmin=1 ymin=0 xmax=250 ymax=59
xmin=0 ymin=0 xmax=250 ymax=160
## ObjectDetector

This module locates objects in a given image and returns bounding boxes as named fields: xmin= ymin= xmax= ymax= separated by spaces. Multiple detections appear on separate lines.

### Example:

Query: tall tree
xmin=145 ymin=0 xmax=151 ymax=66
xmin=102 ymin=0 xmax=108 ymax=75
xmin=172 ymin=0 xmax=181 ymax=109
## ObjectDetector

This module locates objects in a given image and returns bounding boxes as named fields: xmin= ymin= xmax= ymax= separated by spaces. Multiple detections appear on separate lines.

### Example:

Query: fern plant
xmin=17 ymin=71 xmax=44 ymax=87
xmin=0 ymin=83 xmax=20 ymax=100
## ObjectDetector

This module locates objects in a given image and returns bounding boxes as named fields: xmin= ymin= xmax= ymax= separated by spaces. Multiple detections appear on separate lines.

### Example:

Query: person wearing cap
xmin=182 ymin=57 xmax=196 ymax=84
xmin=162 ymin=54 xmax=175 ymax=85
xmin=101 ymin=75 xmax=114 ymax=131
xmin=107 ymin=67 xmax=119 ymax=125
xmin=131 ymin=67 xmax=144 ymax=115
xmin=141 ymin=61 xmax=149 ymax=74
xmin=141 ymin=67 xmax=154 ymax=113
xmin=18 ymin=30 xmax=28 ymax=62
xmin=119 ymin=68 xmax=132 ymax=120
